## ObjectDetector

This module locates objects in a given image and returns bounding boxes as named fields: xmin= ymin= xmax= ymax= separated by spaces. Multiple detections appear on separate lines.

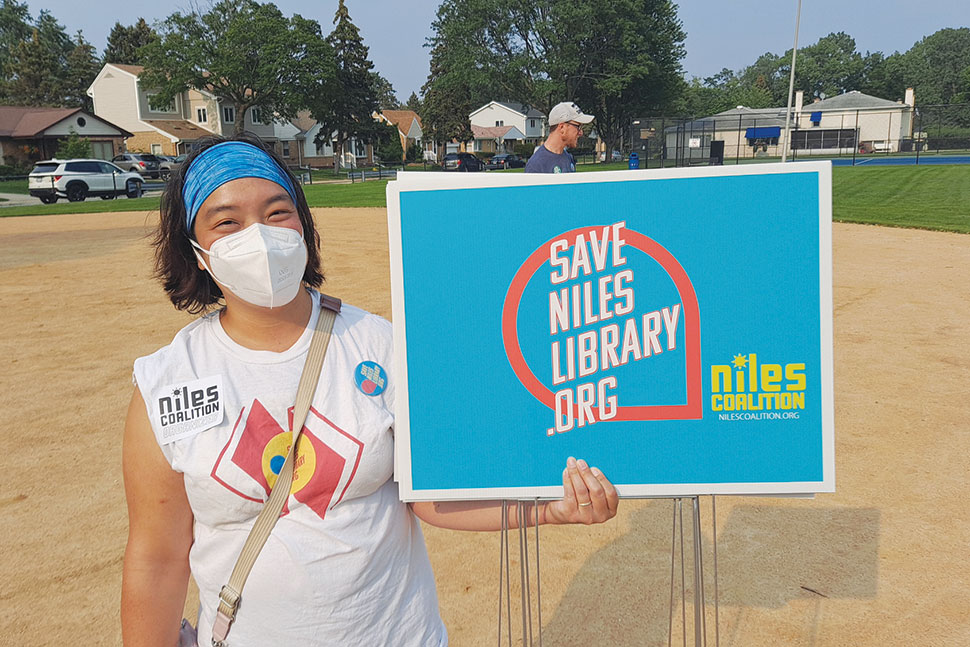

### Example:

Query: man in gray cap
xmin=525 ymin=101 xmax=595 ymax=174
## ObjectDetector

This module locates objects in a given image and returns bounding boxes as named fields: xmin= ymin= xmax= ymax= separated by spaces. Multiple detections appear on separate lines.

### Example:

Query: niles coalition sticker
xmin=502 ymin=221 xmax=703 ymax=436
xmin=153 ymin=375 xmax=224 ymax=444
xmin=710 ymin=353 xmax=807 ymax=421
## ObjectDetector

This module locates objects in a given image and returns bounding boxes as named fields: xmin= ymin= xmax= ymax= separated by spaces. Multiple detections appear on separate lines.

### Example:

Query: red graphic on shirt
xmin=211 ymin=399 xmax=364 ymax=521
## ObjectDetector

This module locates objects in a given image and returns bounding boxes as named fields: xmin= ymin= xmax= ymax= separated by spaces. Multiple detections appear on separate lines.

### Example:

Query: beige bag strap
xmin=211 ymin=294 xmax=342 ymax=647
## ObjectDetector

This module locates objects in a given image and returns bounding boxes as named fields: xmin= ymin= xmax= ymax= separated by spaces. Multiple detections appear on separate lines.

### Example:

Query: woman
xmin=122 ymin=133 xmax=618 ymax=646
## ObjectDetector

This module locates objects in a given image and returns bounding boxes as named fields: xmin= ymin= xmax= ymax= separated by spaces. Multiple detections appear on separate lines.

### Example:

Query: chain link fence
xmin=628 ymin=103 xmax=970 ymax=168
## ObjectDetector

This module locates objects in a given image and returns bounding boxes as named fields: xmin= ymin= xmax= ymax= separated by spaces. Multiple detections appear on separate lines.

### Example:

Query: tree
xmin=897 ymin=28 xmax=970 ymax=105
xmin=5 ymin=28 xmax=62 ymax=105
xmin=371 ymin=71 xmax=400 ymax=110
xmin=55 ymin=128 xmax=92 ymax=158
xmin=373 ymin=121 xmax=403 ymax=162
xmin=405 ymin=91 xmax=423 ymax=114
xmin=422 ymin=0 xmax=686 ymax=157
xmin=310 ymin=0 xmax=381 ymax=171
xmin=64 ymin=31 xmax=100 ymax=110
xmin=103 ymin=18 xmax=158 ymax=65
xmin=140 ymin=0 xmax=337 ymax=136
xmin=0 ymin=0 xmax=31 ymax=92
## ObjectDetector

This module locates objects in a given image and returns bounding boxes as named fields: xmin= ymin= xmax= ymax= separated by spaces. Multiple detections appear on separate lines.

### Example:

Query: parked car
xmin=156 ymin=155 xmax=178 ymax=179
xmin=442 ymin=152 xmax=486 ymax=172
xmin=28 ymin=159 xmax=143 ymax=203
xmin=486 ymin=153 xmax=526 ymax=170
xmin=598 ymin=150 xmax=624 ymax=162
xmin=112 ymin=152 xmax=162 ymax=179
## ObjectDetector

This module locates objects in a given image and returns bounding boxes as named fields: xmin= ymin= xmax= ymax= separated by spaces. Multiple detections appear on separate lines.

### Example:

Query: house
xmin=469 ymin=125 xmax=527 ymax=154
xmin=373 ymin=109 xmax=434 ymax=160
xmin=87 ymin=63 xmax=276 ymax=155
xmin=87 ymin=63 xmax=374 ymax=167
xmin=467 ymin=101 xmax=545 ymax=153
xmin=661 ymin=88 xmax=916 ymax=162
xmin=0 ymin=106 xmax=131 ymax=165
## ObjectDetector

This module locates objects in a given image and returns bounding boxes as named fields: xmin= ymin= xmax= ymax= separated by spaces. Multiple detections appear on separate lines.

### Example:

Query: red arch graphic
xmin=501 ymin=225 xmax=702 ymax=422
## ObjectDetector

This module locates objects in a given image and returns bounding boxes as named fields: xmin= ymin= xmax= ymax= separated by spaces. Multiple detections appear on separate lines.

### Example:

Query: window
xmin=530 ymin=119 xmax=536 ymax=128
xmin=223 ymin=106 xmax=235 ymax=123
xmin=495 ymin=120 xmax=504 ymax=127
xmin=354 ymin=139 xmax=366 ymax=157
xmin=147 ymin=93 xmax=176 ymax=113
xmin=196 ymin=107 xmax=207 ymax=123
xmin=91 ymin=141 xmax=113 ymax=160
xmin=65 ymin=161 xmax=101 ymax=173
xmin=151 ymin=144 xmax=162 ymax=155
xmin=250 ymin=108 xmax=263 ymax=125
xmin=282 ymin=141 xmax=290 ymax=157
xmin=315 ymin=139 xmax=330 ymax=156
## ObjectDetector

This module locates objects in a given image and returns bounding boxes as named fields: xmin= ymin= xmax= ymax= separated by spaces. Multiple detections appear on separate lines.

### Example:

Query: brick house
xmin=0 ymin=106 xmax=131 ymax=165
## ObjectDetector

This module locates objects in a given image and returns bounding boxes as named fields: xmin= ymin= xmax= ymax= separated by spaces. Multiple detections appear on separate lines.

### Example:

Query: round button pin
xmin=355 ymin=360 xmax=387 ymax=396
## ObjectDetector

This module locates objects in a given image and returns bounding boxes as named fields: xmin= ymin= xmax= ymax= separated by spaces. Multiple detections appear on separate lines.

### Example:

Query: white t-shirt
xmin=133 ymin=291 xmax=446 ymax=646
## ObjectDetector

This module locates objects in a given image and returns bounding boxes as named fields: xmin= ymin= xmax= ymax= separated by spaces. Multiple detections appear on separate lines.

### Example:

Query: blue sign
xmin=387 ymin=163 xmax=834 ymax=500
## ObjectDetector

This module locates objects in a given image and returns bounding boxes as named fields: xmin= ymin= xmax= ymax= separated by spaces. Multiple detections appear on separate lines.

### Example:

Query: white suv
xmin=28 ymin=159 xmax=144 ymax=204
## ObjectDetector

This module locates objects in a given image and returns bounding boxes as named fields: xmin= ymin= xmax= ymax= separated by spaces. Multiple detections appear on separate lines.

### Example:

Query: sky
xmin=24 ymin=0 xmax=970 ymax=101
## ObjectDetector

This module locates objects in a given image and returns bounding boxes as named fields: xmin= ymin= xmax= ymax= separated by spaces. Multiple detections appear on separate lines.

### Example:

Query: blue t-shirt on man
xmin=525 ymin=145 xmax=575 ymax=173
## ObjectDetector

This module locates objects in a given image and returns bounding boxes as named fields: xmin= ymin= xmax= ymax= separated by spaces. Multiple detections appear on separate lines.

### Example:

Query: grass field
xmin=832 ymin=166 xmax=970 ymax=233
xmin=2 ymin=164 xmax=967 ymax=233
xmin=0 ymin=178 xmax=29 ymax=194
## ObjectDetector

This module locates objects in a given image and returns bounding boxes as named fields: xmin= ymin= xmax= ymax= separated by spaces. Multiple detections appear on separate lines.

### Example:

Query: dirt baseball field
xmin=0 ymin=208 xmax=967 ymax=646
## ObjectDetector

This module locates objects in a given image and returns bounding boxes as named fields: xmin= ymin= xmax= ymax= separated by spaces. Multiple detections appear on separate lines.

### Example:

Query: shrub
xmin=55 ymin=129 xmax=93 ymax=159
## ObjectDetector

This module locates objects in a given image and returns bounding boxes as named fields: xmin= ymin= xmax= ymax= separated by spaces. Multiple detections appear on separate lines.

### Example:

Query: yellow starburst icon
xmin=731 ymin=354 xmax=748 ymax=368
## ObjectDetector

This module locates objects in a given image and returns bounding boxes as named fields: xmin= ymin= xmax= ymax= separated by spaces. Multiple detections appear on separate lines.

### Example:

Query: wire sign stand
xmin=495 ymin=496 xmax=721 ymax=647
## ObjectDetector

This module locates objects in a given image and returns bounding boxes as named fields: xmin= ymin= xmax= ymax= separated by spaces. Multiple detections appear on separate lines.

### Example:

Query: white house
xmin=662 ymin=88 xmax=917 ymax=162
xmin=468 ymin=101 xmax=545 ymax=152
xmin=87 ymin=63 xmax=276 ymax=155
xmin=87 ymin=63 xmax=373 ymax=167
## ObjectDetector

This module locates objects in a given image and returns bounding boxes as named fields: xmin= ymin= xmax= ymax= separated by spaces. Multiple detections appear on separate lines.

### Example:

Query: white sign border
xmin=387 ymin=162 xmax=835 ymax=501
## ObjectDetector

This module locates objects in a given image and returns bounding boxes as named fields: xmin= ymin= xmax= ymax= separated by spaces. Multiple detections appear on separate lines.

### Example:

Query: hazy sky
xmin=25 ymin=0 xmax=970 ymax=100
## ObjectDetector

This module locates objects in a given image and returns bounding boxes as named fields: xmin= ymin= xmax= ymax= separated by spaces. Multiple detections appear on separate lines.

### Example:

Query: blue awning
xmin=810 ymin=111 xmax=822 ymax=123
xmin=745 ymin=127 xmax=781 ymax=139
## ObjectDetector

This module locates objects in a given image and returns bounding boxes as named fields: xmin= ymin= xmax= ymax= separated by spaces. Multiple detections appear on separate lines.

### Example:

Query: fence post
xmin=736 ymin=114 xmax=742 ymax=165
xmin=852 ymin=110 xmax=859 ymax=166
xmin=915 ymin=108 xmax=923 ymax=165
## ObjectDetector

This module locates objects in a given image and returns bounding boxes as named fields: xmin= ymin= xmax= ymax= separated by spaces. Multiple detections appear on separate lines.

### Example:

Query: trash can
xmin=628 ymin=152 xmax=640 ymax=170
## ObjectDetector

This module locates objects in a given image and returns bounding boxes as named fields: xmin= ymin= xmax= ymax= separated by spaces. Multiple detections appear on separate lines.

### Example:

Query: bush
xmin=405 ymin=143 xmax=419 ymax=163
xmin=55 ymin=129 xmax=93 ymax=159
xmin=0 ymin=162 xmax=30 ymax=176
xmin=514 ymin=142 xmax=536 ymax=157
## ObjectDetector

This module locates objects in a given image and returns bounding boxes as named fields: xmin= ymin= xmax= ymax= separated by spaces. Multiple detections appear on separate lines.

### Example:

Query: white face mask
xmin=191 ymin=223 xmax=308 ymax=308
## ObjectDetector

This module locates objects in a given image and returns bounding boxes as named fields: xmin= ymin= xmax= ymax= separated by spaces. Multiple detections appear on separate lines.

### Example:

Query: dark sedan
xmin=442 ymin=152 xmax=485 ymax=172
xmin=486 ymin=153 xmax=526 ymax=170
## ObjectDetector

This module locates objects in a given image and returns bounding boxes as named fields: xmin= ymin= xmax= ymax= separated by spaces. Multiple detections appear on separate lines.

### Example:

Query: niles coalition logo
xmin=154 ymin=375 xmax=224 ymax=443
xmin=502 ymin=222 xmax=703 ymax=436
xmin=710 ymin=353 xmax=806 ymax=421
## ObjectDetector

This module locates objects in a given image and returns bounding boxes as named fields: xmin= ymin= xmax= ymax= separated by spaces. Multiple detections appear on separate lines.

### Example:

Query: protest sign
xmin=387 ymin=163 xmax=833 ymax=500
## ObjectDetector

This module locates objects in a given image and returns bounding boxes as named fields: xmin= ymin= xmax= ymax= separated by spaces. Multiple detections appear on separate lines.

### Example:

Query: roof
xmin=110 ymin=63 xmax=144 ymax=76
xmin=143 ymin=119 xmax=211 ymax=140
xmin=494 ymin=101 xmax=545 ymax=118
xmin=0 ymin=106 xmax=133 ymax=138
xmin=471 ymin=124 xmax=525 ymax=140
xmin=471 ymin=101 xmax=545 ymax=119
xmin=380 ymin=110 xmax=422 ymax=131
xmin=810 ymin=90 xmax=907 ymax=111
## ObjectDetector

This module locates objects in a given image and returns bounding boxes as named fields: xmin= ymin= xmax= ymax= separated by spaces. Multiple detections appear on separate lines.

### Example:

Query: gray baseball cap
xmin=548 ymin=102 xmax=595 ymax=126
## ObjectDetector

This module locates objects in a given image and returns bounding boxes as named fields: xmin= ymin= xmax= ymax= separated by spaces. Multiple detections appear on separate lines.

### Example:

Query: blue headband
xmin=182 ymin=141 xmax=298 ymax=230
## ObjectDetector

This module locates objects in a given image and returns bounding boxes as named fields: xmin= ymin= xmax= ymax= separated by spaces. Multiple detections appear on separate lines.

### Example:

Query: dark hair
xmin=153 ymin=132 xmax=323 ymax=313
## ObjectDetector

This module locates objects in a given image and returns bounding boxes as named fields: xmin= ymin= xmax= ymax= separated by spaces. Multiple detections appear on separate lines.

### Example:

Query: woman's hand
xmin=543 ymin=457 xmax=619 ymax=525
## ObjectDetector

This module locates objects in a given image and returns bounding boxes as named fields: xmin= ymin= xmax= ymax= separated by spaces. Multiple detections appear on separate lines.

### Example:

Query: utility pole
xmin=781 ymin=0 xmax=803 ymax=163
